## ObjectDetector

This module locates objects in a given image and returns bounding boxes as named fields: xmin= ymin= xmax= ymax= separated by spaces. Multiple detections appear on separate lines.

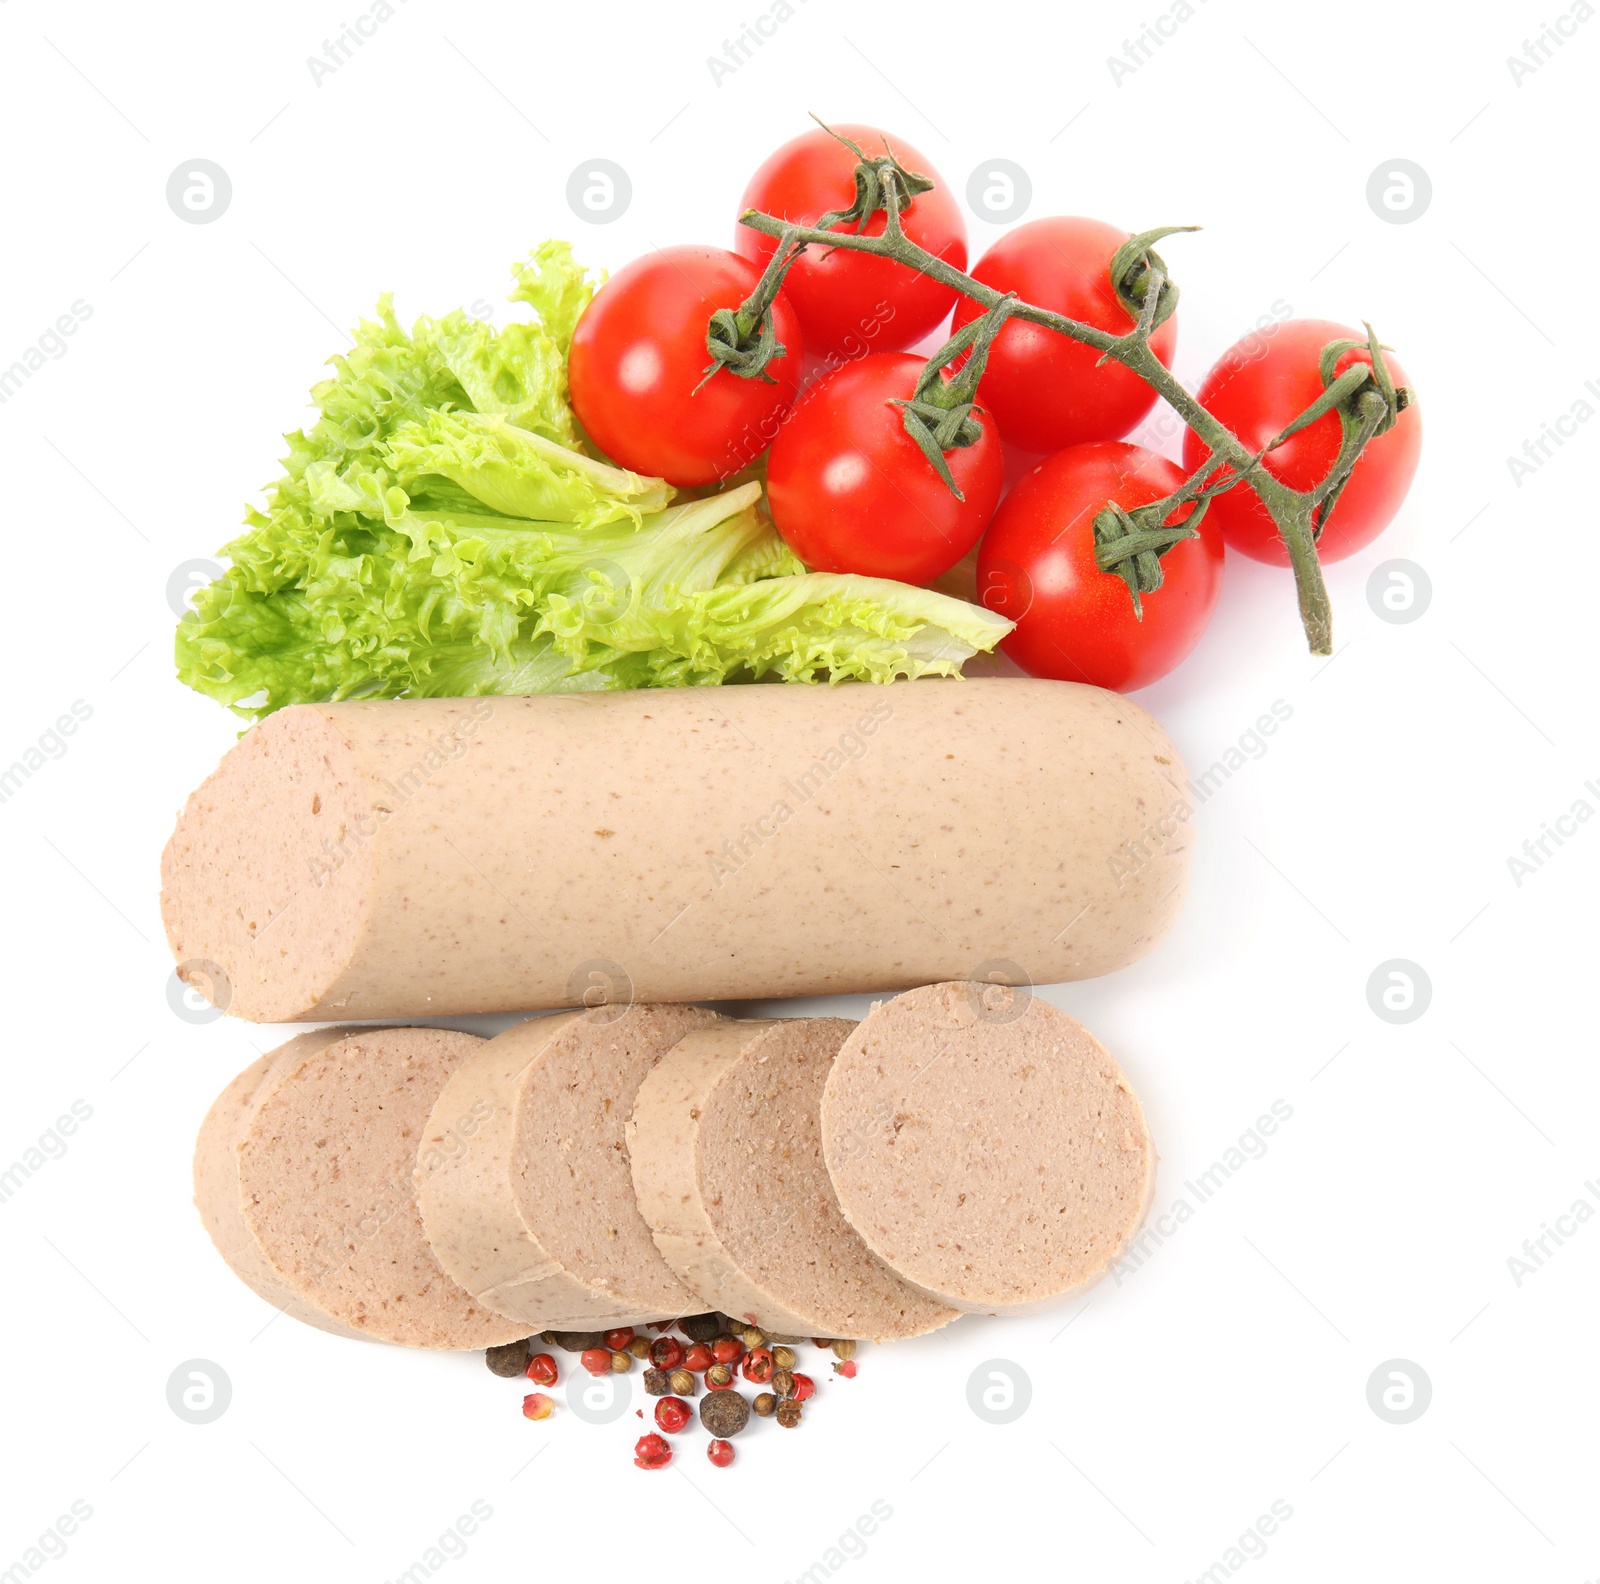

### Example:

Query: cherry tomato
xmin=950 ymin=217 xmax=1178 ymax=454
xmin=977 ymin=441 xmax=1223 ymax=692
xmin=734 ymin=124 xmax=967 ymax=361
xmin=568 ymin=246 xmax=803 ymax=486
xmin=766 ymin=352 xmax=1004 ymax=584
xmin=1181 ymin=318 xmax=1421 ymax=564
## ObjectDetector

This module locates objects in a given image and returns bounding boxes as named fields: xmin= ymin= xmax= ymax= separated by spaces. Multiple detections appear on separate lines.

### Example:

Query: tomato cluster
xmin=567 ymin=125 xmax=1421 ymax=692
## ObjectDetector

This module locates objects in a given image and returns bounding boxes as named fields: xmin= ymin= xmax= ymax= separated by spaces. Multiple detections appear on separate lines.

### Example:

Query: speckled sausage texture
xmin=418 ymin=1004 xmax=719 ymax=1329
xmin=819 ymin=982 xmax=1156 ymax=1315
xmin=628 ymin=1018 xmax=958 ymax=1342
xmin=193 ymin=1025 xmax=527 ymax=1349
xmin=160 ymin=679 xmax=1190 ymax=1023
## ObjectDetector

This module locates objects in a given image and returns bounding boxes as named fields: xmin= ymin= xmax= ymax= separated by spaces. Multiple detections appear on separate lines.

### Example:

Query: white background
xmin=1 ymin=0 xmax=1594 ymax=1580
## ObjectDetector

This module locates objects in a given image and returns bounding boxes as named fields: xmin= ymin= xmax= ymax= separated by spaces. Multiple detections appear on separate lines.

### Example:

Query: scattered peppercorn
xmin=684 ymin=1342 xmax=715 ymax=1373
xmin=711 ymin=1336 xmax=745 ymax=1366
xmin=521 ymin=1392 xmax=554 ymax=1421
xmin=643 ymin=1368 xmax=671 ymax=1396
xmin=668 ymin=1368 xmax=697 ymax=1397
xmin=740 ymin=1326 xmax=766 ymax=1348
xmin=705 ymin=1363 xmax=733 ymax=1389
xmin=790 ymin=1372 xmax=816 ymax=1402
xmin=833 ymin=1359 xmax=857 ymax=1379
xmin=579 ymin=1347 xmax=613 ymax=1377
xmin=609 ymin=1350 xmax=633 ymax=1374
xmin=634 ymin=1432 xmax=673 ymax=1470
xmin=752 ymin=1392 xmax=777 ymax=1418
xmin=654 ymin=1396 xmax=692 ymax=1434
xmin=681 ymin=1313 xmax=722 ymax=1343
xmin=831 ymin=1339 xmax=857 ymax=1360
xmin=627 ymin=1336 xmax=652 ymax=1360
xmin=741 ymin=1347 xmax=775 ymax=1384
xmin=525 ymin=1353 xmax=559 ymax=1387
xmin=771 ymin=1370 xmax=796 ymax=1399
xmin=775 ymin=1398 xmax=803 ymax=1429
xmin=649 ymin=1336 xmax=685 ymax=1370
xmin=604 ymin=1327 xmax=635 ymax=1351
xmin=700 ymin=1389 xmax=750 ymax=1438
xmin=771 ymin=1345 xmax=797 ymax=1371
xmin=707 ymin=1438 xmax=735 ymax=1468
xmin=812 ymin=1338 xmax=834 ymax=1350
xmin=551 ymin=1331 xmax=605 ymax=1353
xmin=486 ymin=1338 xmax=535 ymax=1377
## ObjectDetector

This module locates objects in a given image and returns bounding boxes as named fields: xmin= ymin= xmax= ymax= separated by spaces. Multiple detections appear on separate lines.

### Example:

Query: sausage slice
xmin=628 ymin=1018 xmax=958 ymax=1342
xmin=418 ymin=1005 xmax=719 ymax=1328
xmin=193 ymin=1026 xmax=526 ymax=1348
xmin=820 ymin=982 xmax=1155 ymax=1313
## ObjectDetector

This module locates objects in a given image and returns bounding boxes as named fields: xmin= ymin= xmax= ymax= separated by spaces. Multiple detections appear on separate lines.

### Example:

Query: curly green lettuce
xmin=176 ymin=241 xmax=1011 ymax=720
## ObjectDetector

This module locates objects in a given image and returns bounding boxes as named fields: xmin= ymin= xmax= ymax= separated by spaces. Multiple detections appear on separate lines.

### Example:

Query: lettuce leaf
xmin=176 ymin=240 xmax=1011 ymax=721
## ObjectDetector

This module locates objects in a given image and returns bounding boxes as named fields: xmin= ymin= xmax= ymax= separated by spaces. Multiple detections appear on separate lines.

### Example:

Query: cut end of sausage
xmin=194 ymin=1024 xmax=528 ymax=1349
xmin=161 ymin=706 xmax=376 ymax=1024
xmin=629 ymin=1018 xmax=958 ymax=1342
xmin=820 ymin=982 xmax=1155 ymax=1314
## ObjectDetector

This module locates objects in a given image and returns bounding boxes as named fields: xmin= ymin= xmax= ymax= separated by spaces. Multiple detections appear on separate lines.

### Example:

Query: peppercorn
xmin=831 ymin=1339 xmax=857 ymax=1360
xmin=740 ymin=1325 xmax=766 ymax=1348
xmin=681 ymin=1313 xmax=722 ymax=1343
xmin=771 ymin=1345 xmax=797 ymax=1371
xmin=706 ymin=1363 xmax=733 ymax=1389
xmin=654 ymin=1396 xmax=692 ymax=1434
xmin=741 ymin=1347 xmax=775 ymax=1385
xmin=627 ymin=1336 xmax=652 ymax=1360
xmin=525 ymin=1353 xmax=559 ymax=1387
xmin=486 ymin=1337 xmax=535 ymax=1377
xmin=643 ymin=1367 xmax=671 ymax=1396
xmin=711 ymin=1336 xmax=745 ymax=1366
xmin=764 ymin=1333 xmax=807 ymax=1345
xmin=811 ymin=1338 xmax=834 ymax=1350
xmin=604 ymin=1327 xmax=635 ymax=1351
xmin=579 ymin=1347 xmax=613 ymax=1377
xmin=609 ymin=1350 xmax=633 ymax=1374
xmin=833 ymin=1359 xmax=858 ymax=1379
xmin=775 ymin=1398 xmax=803 ymax=1429
xmin=699 ymin=1389 xmax=750 ymax=1438
xmin=752 ymin=1392 xmax=777 ymax=1417
xmin=633 ymin=1432 xmax=673 ymax=1470
xmin=684 ymin=1342 xmax=715 ymax=1373
xmin=707 ymin=1438 xmax=735 ymax=1468
xmin=649 ymin=1336 xmax=685 ymax=1371
xmin=790 ymin=1372 xmax=816 ymax=1402
xmin=521 ymin=1392 xmax=554 ymax=1421
xmin=551 ymin=1330 xmax=605 ymax=1353
xmin=668 ymin=1367 xmax=697 ymax=1397
xmin=771 ymin=1369 xmax=796 ymax=1399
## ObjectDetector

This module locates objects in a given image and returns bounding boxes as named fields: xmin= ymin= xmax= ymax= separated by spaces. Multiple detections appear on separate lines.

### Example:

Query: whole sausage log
xmin=160 ymin=678 xmax=1191 ymax=1022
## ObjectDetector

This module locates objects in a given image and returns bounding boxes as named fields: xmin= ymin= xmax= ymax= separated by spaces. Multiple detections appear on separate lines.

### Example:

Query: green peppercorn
xmin=740 ymin=1325 xmax=766 ymax=1348
xmin=669 ymin=1368 xmax=697 ymax=1397
xmin=752 ymin=1392 xmax=777 ymax=1417
xmin=831 ymin=1339 xmax=857 ymax=1360
xmin=610 ymin=1350 xmax=632 ymax=1373
xmin=771 ymin=1369 xmax=796 ymax=1399
xmin=771 ymin=1345 xmax=796 ymax=1370
xmin=706 ymin=1363 xmax=733 ymax=1389
xmin=627 ymin=1336 xmax=652 ymax=1360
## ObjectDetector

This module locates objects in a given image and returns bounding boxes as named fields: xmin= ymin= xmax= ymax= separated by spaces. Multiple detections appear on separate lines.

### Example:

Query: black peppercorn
xmin=485 ymin=1338 xmax=535 ymax=1378
xmin=699 ymin=1389 xmax=750 ymax=1438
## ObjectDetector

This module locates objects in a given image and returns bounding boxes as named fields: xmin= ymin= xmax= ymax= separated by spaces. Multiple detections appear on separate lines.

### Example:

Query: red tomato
xmin=977 ymin=442 xmax=1223 ymax=692
xmin=735 ymin=124 xmax=967 ymax=361
xmin=568 ymin=246 xmax=803 ymax=487
xmin=766 ymin=353 xmax=1004 ymax=584
xmin=950 ymin=217 xmax=1178 ymax=454
xmin=1182 ymin=318 xmax=1421 ymax=564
